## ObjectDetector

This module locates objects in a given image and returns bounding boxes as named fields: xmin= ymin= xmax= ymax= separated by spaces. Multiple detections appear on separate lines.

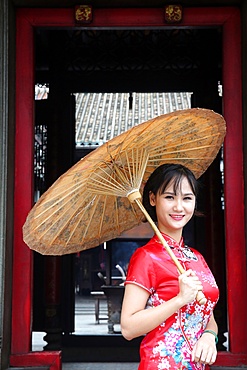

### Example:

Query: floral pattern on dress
xmin=198 ymin=271 xmax=218 ymax=288
xmin=150 ymin=299 xmax=212 ymax=369
xmin=125 ymin=234 xmax=219 ymax=370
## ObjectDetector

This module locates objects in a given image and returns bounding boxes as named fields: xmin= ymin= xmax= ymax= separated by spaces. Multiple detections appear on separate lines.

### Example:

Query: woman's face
xmin=149 ymin=176 xmax=196 ymax=241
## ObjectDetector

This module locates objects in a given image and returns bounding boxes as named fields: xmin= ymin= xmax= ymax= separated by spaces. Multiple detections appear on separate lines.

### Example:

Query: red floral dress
xmin=125 ymin=233 xmax=219 ymax=370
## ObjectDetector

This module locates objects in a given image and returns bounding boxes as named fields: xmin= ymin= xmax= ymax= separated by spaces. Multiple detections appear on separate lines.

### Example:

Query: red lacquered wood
xmin=16 ymin=7 xmax=240 ymax=28
xmin=222 ymin=8 xmax=247 ymax=354
xmin=12 ymin=12 xmax=34 ymax=354
xmin=10 ymin=352 xmax=62 ymax=370
xmin=216 ymin=352 xmax=247 ymax=367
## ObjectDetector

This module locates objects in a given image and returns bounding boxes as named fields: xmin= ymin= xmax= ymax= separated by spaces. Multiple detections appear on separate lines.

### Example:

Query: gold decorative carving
xmin=165 ymin=5 xmax=182 ymax=24
xmin=75 ymin=5 xmax=93 ymax=24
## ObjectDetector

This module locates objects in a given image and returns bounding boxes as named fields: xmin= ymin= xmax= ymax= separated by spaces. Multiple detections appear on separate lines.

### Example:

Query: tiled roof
xmin=75 ymin=92 xmax=192 ymax=147
xmin=34 ymin=87 xmax=192 ymax=147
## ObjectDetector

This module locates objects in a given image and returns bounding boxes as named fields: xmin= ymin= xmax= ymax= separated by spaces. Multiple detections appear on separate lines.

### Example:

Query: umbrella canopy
xmin=23 ymin=108 xmax=226 ymax=256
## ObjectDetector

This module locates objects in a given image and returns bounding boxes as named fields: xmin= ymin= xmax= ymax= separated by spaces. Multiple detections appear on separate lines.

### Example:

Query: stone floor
xmin=32 ymin=295 xmax=139 ymax=369
xmin=32 ymin=295 xmax=111 ymax=351
xmin=62 ymin=363 xmax=138 ymax=369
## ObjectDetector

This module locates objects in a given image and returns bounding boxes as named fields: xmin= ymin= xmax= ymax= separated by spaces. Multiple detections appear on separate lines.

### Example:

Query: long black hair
xmin=142 ymin=163 xmax=200 ymax=222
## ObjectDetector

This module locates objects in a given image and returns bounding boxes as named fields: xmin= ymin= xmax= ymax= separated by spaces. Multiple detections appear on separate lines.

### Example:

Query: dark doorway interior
xmin=32 ymin=27 xmax=226 ymax=361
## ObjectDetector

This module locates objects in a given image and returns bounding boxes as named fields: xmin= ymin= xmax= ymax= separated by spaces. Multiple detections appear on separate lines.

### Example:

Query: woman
xmin=121 ymin=164 xmax=219 ymax=370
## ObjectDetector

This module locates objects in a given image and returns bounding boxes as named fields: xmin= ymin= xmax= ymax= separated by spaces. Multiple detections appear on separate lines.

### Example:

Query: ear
xmin=149 ymin=191 xmax=156 ymax=206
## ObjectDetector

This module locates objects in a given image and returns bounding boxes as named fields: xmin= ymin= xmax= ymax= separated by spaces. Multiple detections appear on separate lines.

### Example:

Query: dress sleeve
xmin=124 ymin=247 xmax=156 ymax=294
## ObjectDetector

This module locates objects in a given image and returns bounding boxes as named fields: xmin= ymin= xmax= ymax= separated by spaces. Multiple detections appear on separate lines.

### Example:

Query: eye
xmin=164 ymin=195 xmax=174 ymax=200
xmin=184 ymin=196 xmax=194 ymax=201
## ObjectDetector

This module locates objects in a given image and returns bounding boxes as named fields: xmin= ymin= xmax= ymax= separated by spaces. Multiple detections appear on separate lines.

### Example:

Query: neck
xmin=158 ymin=225 xmax=182 ymax=243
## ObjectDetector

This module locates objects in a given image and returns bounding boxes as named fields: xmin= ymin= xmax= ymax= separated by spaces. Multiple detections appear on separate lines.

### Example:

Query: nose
xmin=173 ymin=198 xmax=183 ymax=212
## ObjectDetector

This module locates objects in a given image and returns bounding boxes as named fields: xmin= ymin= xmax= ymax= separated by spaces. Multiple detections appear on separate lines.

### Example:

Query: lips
xmin=170 ymin=214 xmax=184 ymax=221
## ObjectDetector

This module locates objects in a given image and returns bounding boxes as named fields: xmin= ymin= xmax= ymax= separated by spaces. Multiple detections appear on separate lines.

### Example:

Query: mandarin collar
xmin=153 ymin=232 xmax=198 ymax=261
xmin=154 ymin=232 xmax=184 ymax=249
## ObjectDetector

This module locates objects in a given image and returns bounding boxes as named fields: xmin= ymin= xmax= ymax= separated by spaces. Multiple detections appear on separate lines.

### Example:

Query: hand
xmin=177 ymin=269 xmax=203 ymax=305
xmin=191 ymin=332 xmax=217 ymax=365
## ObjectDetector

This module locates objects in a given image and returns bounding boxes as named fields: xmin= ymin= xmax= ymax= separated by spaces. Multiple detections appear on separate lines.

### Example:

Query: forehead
xmin=165 ymin=176 xmax=194 ymax=193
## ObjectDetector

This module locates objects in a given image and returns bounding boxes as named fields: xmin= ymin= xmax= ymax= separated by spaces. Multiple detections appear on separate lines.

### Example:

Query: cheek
xmin=188 ymin=203 xmax=196 ymax=214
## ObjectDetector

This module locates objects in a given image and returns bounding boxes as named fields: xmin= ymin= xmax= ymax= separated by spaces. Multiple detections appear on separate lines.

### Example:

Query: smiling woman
xmin=121 ymin=164 xmax=219 ymax=369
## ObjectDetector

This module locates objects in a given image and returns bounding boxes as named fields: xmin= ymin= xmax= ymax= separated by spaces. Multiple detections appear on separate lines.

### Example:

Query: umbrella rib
xmin=33 ymin=180 xmax=88 ymax=210
xmin=114 ymin=197 xmax=120 ymax=235
xmin=95 ymin=160 xmax=130 ymax=187
xmin=89 ymin=170 xmax=130 ymax=195
xmin=31 ymin=182 xmax=88 ymax=221
xmin=123 ymin=116 xmax=184 ymax=145
xmin=114 ymin=123 xmax=222 ymax=161
xmin=134 ymin=149 xmax=149 ymax=189
xmin=115 ymin=150 xmax=146 ymax=186
xmin=64 ymin=195 xmax=101 ymax=247
xmin=106 ymin=140 xmax=149 ymax=189
xmin=150 ymin=144 xmax=222 ymax=157
xmin=50 ymin=193 xmax=98 ymax=246
xmin=30 ymin=194 xmax=79 ymax=225
xmin=124 ymin=149 xmax=135 ymax=188
xmin=98 ymin=196 xmax=108 ymax=239
xmin=32 ymin=192 xmax=95 ymax=240
xmin=124 ymin=148 xmax=149 ymax=189
xmin=88 ymin=150 xmax=149 ymax=196
xmin=135 ymin=124 xmax=222 ymax=151
xmin=79 ymin=195 xmax=103 ymax=244
xmin=153 ymin=133 xmax=223 ymax=153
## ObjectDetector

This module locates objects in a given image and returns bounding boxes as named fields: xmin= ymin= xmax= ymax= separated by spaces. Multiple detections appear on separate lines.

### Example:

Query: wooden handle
xmin=132 ymin=197 xmax=207 ymax=306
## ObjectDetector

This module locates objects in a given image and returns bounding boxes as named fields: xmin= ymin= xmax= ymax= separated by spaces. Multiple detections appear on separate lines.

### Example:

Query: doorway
xmin=32 ymin=25 xmax=224 ymax=354
xmin=13 ymin=9 xmax=247 ymax=364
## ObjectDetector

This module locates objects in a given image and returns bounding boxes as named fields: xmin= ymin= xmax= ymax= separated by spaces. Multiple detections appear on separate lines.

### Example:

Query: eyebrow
xmin=163 ymin=191 xmax=195 ymax=196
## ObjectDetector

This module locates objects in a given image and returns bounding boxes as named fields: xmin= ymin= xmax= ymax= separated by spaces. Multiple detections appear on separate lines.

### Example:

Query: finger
xmin=191 ymin=344 xmax=202 ymax=363
xmin=208 ymin=350 xmax=217 ymax=365
xmin=197 ymin=345 xmax=217 ymax=365
xmin=200 ymin=347 xmax=213 ymax=364
xmin=191 ymin=345 xmax=197 ymax=362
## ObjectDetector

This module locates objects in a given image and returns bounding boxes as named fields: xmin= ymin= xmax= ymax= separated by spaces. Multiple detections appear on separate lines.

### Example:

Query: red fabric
xmin=125 ymin=234 xmax=219 ymax=370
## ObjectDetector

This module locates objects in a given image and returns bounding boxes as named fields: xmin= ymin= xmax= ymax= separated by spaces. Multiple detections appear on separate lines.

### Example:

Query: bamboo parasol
xmin=23 ymin=108 xmax=226 ymax=304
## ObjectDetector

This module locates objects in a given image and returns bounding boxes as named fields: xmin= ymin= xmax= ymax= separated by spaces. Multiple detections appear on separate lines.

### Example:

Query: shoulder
xmin=130 ymin=237 xmax=161 ymax=261
xmin=126 ymin=238 xmax=159 ymax=291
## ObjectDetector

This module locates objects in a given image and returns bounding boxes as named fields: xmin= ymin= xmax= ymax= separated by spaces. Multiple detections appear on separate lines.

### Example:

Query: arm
xmin=204 ymin=313 xmax=218 ymax=334
xmin=121 ymin=269 xmax=203 ymax=340
xmin=192 ymin=314 xmax=218 ymax=365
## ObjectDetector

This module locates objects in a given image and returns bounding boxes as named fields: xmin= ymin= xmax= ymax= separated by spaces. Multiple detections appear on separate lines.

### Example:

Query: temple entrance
xmin=32 ymin=27 xmax=226 ymax=360
xmin=13 ymin=7 xmax=247 ymax=367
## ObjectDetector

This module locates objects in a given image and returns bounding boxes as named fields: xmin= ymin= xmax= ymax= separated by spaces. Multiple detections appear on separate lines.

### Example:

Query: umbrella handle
xmin=128 ymin=193 xmax=207 ymax=306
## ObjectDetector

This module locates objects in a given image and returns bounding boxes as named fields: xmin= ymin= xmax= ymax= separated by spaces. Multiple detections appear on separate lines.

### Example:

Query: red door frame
xmin=12 ymin=7 xmax=247 ymax=368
